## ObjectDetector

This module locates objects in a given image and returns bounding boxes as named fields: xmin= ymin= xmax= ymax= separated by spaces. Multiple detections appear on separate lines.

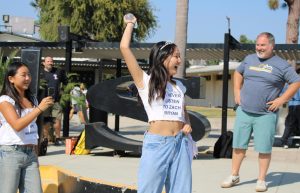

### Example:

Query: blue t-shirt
xmin=288 ymin=89 xmax=300 ymax=106
xmin=236 ymin=54 xmax=300 ymax=114
xmin=281 ymin=84 xmax=300 ymax=106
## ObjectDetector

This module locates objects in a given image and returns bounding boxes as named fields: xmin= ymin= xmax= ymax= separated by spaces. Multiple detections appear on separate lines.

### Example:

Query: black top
xmin=40 ymin=67 xmax=67 ymax=102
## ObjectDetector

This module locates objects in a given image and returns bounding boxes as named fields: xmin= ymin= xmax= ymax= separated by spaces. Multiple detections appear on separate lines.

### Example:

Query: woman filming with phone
xmin=0 ymin=62 xmax=54 ymax=193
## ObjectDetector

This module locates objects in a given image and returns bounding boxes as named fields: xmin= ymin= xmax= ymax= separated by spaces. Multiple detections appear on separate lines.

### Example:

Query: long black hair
xmin=147 ymin=41 xmax=177 ymax=104
xmin=0 ymin=62 xmax=35 ymax=115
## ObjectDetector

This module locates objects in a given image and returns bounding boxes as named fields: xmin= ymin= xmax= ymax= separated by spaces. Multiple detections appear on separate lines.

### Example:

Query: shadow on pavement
xmin=43 ymin=149 xmax=65 ymax=156
xmin=91 ymin=150 xmax=141 ymax=158
xmin=267 ymin=172 xmax=300 ymax=187
xmin=235 ymin=172 xmax=300 ymax=188
xmin=194 ymin=153 xmax=215 ymax=160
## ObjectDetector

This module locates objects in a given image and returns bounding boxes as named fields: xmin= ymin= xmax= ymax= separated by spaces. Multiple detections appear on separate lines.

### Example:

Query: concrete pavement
xmin=39 ymin=114 xmax=300 ymax=193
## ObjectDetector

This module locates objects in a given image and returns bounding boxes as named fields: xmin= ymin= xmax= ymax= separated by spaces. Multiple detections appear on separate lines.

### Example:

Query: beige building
xmin=186 ymin=62 xmax=240 ymax=108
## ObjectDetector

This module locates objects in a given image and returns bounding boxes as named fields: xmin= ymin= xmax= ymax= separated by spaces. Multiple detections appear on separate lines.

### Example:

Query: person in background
xmin=69 ymin=85 xmax=80 ymax=120
xmin=80 ymin=83 xmax=89 ymax=123
xmin=69 ymin=85 xmax=86 ymax=124
xmin=120 ymin=14 xmax=196 ymax=193
xmin=80 ymin=83 xmax=88 ymax=97
xmin=221 ymin=32 xmax=300 ymax=192
xmin=40 ymin=56 xmax=67 ymax=145
xmin=0 ymin=62 xmax=53 ymax=193
xmin=281 ymin=68 xmax=300 ymax=148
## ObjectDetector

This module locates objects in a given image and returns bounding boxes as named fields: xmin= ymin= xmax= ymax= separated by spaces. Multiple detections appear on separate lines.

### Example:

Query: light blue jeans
xmin=0 ymin=145 xmax=42 ymax=193
xmin=138 ymin=131 xmax=192 ymax=193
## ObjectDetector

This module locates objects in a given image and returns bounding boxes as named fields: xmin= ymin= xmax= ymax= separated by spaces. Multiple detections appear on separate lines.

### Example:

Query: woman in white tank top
xmin=120 ymin=14 xmax=194 ymax=193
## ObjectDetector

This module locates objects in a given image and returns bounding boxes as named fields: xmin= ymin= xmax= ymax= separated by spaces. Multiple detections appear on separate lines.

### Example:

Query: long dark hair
xmin=0 ymin=62 xmax=34 ymax=115
xmin=147 ymin=41 xmax=177 ymax=104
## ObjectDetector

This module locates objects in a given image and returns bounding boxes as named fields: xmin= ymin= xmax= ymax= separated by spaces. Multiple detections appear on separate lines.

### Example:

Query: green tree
xmin=268 ymin=0 xmax=300 ymax=44
xmin=54 ymin=73 xmax=83 ymax=109
xmin=239 ymin=35 xmax=255 ymax=44
xmin=174 ymin=0 xmax=189 ymax=78
xmin=31 ymin=0 xmax=157 ymax=42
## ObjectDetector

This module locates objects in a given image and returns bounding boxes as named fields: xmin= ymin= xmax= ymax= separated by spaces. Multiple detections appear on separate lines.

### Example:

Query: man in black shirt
xmin=40 ymin=56 xmax=67 ymax=145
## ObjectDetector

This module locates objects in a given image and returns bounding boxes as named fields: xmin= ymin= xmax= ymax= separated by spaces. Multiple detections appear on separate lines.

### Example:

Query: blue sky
xmin=0 ymin=0 xmax=289 ymax=43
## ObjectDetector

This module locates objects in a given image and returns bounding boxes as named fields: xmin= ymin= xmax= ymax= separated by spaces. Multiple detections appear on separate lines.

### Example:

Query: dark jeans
xmin=281 ymin=105 xmax=300 ymax=145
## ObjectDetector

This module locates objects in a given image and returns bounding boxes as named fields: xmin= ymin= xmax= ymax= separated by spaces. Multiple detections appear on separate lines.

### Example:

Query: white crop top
xmin=138 ymin=71 xmax=186 ymax=123
xmin=0 ymin=95 xmax=39 ymax=145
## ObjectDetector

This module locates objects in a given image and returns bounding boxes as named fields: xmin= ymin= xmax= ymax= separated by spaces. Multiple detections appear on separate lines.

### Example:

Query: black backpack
xmin=213 ymin=131 xmax=233 ymax=158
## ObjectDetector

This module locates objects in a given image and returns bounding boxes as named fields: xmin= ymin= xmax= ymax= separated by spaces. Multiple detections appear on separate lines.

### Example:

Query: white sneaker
xmin=221 ymin=175 xmax=240 ymax=188
xmin=255 ymin=180 xmax=267 ymax=192
xmin=283 ymin=145 xmax=289 ymax=149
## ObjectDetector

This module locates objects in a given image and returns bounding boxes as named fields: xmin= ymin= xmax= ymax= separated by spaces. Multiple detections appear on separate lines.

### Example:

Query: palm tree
xmin=174 ymin=0 xmax=189 ymax=78
xmin=268 ymin=0 xmax=300 ymax=44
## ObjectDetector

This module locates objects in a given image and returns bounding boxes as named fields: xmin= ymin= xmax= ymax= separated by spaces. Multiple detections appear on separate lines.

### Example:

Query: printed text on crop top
xmin=137 ymin=71 xmax=186 ymax=123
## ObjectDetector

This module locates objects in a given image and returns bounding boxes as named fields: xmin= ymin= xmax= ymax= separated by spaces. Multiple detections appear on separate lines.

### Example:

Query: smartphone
xmin=48 ymin=87 xmax=55 ymax=97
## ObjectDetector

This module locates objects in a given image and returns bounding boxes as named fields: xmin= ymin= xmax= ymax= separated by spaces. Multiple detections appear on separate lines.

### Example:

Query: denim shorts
xmin=232 ymin=106 xmax=278 ymax=153
xmin=0 ymin=145 xmax=42 ymax=193
xmin=138 ymin=131 xmax=192 ymax=193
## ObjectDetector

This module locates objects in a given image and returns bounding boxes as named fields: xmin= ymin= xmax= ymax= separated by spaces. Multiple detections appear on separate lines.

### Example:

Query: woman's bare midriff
xmin=148 ymin=120 xmax=184 ymax=136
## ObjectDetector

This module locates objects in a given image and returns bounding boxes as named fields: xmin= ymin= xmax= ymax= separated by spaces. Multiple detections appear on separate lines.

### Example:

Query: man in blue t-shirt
xmin=221 ymin=32 xmax=300 ymax=192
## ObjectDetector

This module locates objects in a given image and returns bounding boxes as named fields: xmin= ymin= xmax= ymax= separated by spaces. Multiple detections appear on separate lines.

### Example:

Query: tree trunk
xmin=174 ymin=0 xmax=189 ymax=78
xmin=285 ymin=0 xmax=300 ymax=44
